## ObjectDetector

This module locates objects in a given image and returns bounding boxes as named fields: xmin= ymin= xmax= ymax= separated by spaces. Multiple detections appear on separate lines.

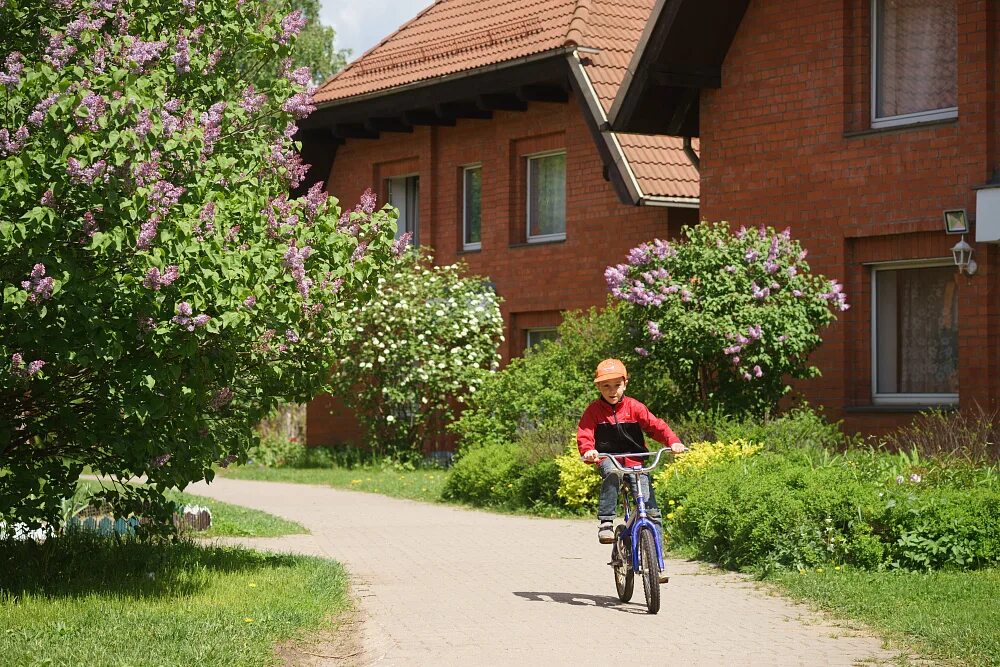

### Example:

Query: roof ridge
xmin=565 ymin=0 xmax=593 ymax=46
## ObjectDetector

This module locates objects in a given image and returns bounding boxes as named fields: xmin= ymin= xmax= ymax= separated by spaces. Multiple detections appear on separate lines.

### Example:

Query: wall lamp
xmin=944 ymin=209 xmax=976 ymax=275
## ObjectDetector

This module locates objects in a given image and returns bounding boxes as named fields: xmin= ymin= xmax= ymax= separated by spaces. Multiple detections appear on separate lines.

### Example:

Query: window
xmin=872 ymin=263 xmax=958 ymax=404
xmin=872 ymin=0 xmax=957 ymax=128
xmin=526 ymin=151 xmax=566 ymax=242
xmin=463 ymin=165 xmax=481 ymax=251
xmin=525 ymin=328 xmax=559 ymax=349
xmin=386 ymin=175 xmax=419 ymax=246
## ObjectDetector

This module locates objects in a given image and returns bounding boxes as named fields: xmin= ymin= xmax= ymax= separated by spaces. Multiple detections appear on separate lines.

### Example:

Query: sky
xmin=319 ymin=0 xmax=434 ymax=63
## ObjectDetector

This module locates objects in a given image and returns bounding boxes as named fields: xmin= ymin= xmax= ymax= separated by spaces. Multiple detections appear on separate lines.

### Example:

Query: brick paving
xmin=187 ymin=477 xmax=903 ymax=667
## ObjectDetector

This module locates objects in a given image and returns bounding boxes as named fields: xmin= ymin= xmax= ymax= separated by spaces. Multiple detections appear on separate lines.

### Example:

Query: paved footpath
xmin=187 ymin=477 xmax=904 ymax=667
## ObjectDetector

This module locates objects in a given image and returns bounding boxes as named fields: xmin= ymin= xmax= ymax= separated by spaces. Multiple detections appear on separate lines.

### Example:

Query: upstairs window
xmin=463 ymin=165 xmax=481 ymax=251
xmin=525 ymin=328 xmax=559 ymax=350
xmin=872 ymin=0 xmax=957 ymax=128
xmin=387 ymin=175 xmax=419 ymax=246
xmin=526 ymin=151 xmax=566 ymax=242
xmin=872 ymin=263 xmax=958 ymax=404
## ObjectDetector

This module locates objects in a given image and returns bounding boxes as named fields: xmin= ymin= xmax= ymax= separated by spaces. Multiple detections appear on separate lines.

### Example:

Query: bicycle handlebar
xmin=581 ymin=448 xmax=673 ymax=474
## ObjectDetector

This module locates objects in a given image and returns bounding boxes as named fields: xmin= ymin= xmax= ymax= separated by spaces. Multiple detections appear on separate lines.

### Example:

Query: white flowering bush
xmin=0 ymin=0 xmax=401 ymax=530
xmin=607 ymin=221 xmax=848 ymax=415
xmin=327 ymin=252 xmax=503 ymax=459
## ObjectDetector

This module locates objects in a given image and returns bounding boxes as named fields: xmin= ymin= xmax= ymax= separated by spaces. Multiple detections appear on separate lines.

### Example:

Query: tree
xmin=0 ymin=0 xmax=401 ymax=529
xmin=327 ymin=252 xmax=504 ymax=460
xmin=606 ymin=221 xmax=848 ymax=415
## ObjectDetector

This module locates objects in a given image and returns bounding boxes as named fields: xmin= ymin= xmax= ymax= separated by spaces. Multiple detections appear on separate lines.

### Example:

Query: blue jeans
xmin=597 ymin=458 xmax=661 ymax=525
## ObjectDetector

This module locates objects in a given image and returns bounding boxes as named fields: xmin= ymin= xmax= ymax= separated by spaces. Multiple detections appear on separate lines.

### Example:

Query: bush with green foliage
xmin=325 ymin=251 xmax=503 ymax=460
xmin=0 ymin=0 xmax=400 ymax=529
xmin=441 ymin=442 xmax=526 ymax=507
xmin=670 ymin=405 xmax=850 ymax=453
xmin=607 ymin=221 xmax=848 ymax=415
xmin=450 ymin=300 xmax=676 ymax=451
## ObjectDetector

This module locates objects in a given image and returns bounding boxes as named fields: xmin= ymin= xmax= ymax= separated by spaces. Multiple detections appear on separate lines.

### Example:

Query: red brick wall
xmin=307 ymin=93 xmax=698 ymax=445
xmin=698 ymin=0 xmax=999 ymax=433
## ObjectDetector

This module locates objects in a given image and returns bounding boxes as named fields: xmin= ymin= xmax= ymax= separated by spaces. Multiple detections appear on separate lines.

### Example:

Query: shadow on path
xmin=513 ymin=591 xmax=649 ymax=614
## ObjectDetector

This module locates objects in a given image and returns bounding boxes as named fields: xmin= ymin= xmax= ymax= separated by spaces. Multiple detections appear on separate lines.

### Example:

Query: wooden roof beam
xmin=332 ymin=123 xmax=379 ymax=140
xmin=436 ymin=102 xmax=493 ymax=120
xmin=517 ymin=84 xmax=569 ymax=103
xmin=477 ymin=93 xmax=528 ymax=112
xmin=365 ymin=116 xmax=413 ymax=133
xmin=402 ymin=109 xmax=457 ymax=126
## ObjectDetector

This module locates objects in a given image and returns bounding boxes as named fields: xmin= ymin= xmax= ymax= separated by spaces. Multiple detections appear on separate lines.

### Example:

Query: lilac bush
xmin=607 ymin=221 xmax=848 ymax=415
xmin=0 ymin=0 xmax=398 ymax=529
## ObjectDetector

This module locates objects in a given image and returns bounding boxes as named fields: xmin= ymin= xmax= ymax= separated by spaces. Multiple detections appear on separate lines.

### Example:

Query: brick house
xmin=610 ymin=0 xmax=1000 ymax=432
xmin=298 ymin=0 xmax=700 ymax=446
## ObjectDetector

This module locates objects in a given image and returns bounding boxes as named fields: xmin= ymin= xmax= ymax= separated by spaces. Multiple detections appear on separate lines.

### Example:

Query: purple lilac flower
xmin=635 ymin=347 xmax=649 ymax=357
xmin=778 ymin=335 xmax=787 ymax=343
xmin=604 ymin=264 xmax=628 ymax=290
xmin=680 ymin=289 xmax=692 ymax=303
xmin=28 ymin=93 xmax=59 ymax=126
xmin=208 ymin=387 xmax=234 ymax=410
xmin=787 ymin=265 xmax=798 ymax=277
xmin=199 ymin=101 xmax=226 ymax=156
xmin=724 ymin=265 xmax=737 ymax=274
xmin=181 ymin=0 xmax=195 ymax=13
xmin=628 ymin=245 xmax=650 ymax=266
xmin=172 ymin=31 xmax=192 ymax=73
xmin=302 ymin=181 xmax=328 ymax=221
xmin=75 ymin=91 xmax=109 ymax=131
xmin=751 ymin=282 xmax=770 ymax=300
xmin=123 ymin=38 xmax=168 ymax=73
xmin=723 ymin=345 xmax=741 ymax=355
xmin=151 ymin=453 xmax=171 ymax=468
xmin=134 ymin=108 xmax=153 ymax=137
xmin=753 ymin=365 xmax=763 ymax=378
xmin=744 ymin=249 xmax=759 ymax=263
xmin=243 ymin=295 xmax=256 ymax=309
xmin=285 ymin=329 xmax=299 ymax=343
xmin=763 ymin=259 xmax=779 ymax=274
xmin=736 ymin=226 xmax=748 ymax=239
xmin=66 ymin=14 xmax=106 ymax=38
xmin=136 ymin=215 xmax=162 ymax=249
xmin=351 ymin=240 xmax=368 ymax=263
xmin=41 ymin=189 xmax=54 ymax=206
xmin=192 ymin=314 xmax=210 ymax=327
xmin=731 ymin=356 xmax=740 ymax=365
xmin=44 ymin=31 xmax=77 ymax=69
xmin=910 ymin=473 xmax=921 ymax=483
xmin=80 ymin=211 xmax=98 ymax=241
xmin=219 ymin=454 xmax=238 ymax=468
xmin=266 ymin=142 xmax=310 ymax=188
xmin=10 ymin=353 xmax=46 ymax=378
xmin=792 ymin=289 xmax=803 ymax=297
xmin=0 ymin=126 xmax=29 ymax=156
xmin=647 ymin=321 xmax=662 ymax=341
xmin=147 ymin=180 xmax=185 ymax=216
xmin=131 ymin=150 xmax=161 ymax=187
xmin=205 ymin=48 xmax=222 ymax=72
xmin=66 ymin=157 xmax=108 ymax=184
xmin=285 ymin=65 xmax=312 ymax=87
xmin=239 ymin=85 xmax=267 ymax=114
xmin=21 ymin=263 xmax=54 ymax=302
xmin=0 ymin=52 xmax=23 ymax=87
xmin=277 ymin=9 xmax=306 ymax=45
xmin=143 ymin=265 xmax=179 ymax=290
xmin=392 ymin=232 xmax=413 ymax=256
xmin=281 ymin=90 xmax=315 ymax=119
xmin=283 ymin=244 xmax=313 ymax=298
xmin=651 ymin=238 xmax=675 ymax=259
xmin=747 ymin=324 xmax=762 ymax=340
xmin=798 ymin=249 xmax=808 ymax=261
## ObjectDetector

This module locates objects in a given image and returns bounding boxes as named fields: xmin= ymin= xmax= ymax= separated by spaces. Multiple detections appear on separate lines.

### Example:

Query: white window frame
xmin=525 ymin=327 xmax=559 ymax=349
xmin=869 ymin=258 xmax=959 ymax=406
xmin=525 ymin=150 xmax=566 ymax=243
xmin=462 ymin=164 xmax=482 ymax=251
xmin=870 ymin=0 xmax=958 ymax=129
xmin=386 ymin=174 xmax=419 ymax=246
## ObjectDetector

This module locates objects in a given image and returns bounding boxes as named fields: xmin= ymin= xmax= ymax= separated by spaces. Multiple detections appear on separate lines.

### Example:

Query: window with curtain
xmin=527 ymin=152 xmax=566 ymax=241
xmin=386 ymin=175 xmax=419 ymax=246
xmin=873 ymin=0 xmax=957 ymax=127
xmin=463 ymin=165 xmax=481 ymax=250
xmin=874 ymin=264 xmax=958 ymax=402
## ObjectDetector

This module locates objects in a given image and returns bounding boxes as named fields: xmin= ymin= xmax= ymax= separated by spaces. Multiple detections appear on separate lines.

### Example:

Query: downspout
xmin=683 ymin=136 xmax=700 ymax=172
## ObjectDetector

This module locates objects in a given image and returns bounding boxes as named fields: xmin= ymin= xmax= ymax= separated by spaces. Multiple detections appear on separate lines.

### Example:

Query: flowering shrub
xmin=554 ymin=440 xmax=600 ymax=512
xmin=327 ymin=252 xmax=503 ymax=459
xmin=0 ymin=0 xmax=399 ymax=529
xmin=606 ymin=221 xmax=848 ymax=415
xmin=654 ymin=439 xmax=762 ymax=487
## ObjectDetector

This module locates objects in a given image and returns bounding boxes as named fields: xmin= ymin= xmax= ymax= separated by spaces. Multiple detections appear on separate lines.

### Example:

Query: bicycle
xmin=595 ymin=449 xmax=671 ymax=614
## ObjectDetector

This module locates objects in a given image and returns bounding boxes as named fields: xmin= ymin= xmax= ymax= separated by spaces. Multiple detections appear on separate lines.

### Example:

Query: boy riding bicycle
xmin=577 ymin=359 xmax=687 ymax=544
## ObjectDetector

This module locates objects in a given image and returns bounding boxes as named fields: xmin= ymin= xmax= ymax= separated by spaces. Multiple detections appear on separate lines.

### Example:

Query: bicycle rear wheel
xmin=639 ymin=527 xmax=661 ymax=614
xmin=612 ymin=525 xmax=634 ymax=602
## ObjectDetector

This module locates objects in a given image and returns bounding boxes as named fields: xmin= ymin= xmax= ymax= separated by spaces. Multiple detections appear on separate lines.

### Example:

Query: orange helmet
xmin=594 ymin=358 xmax=627 ymax=384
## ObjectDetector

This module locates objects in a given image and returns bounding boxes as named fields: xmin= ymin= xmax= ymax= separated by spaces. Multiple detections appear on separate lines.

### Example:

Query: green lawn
xmin=219 ymin=465 xmax=448 ymax=503
xmin=76 ymin=479 xmax=307 ymax=538
xmin=770 ymin=567 xmax=1000 ymax=667
xmin=0 ymin=533 xmax=349 ymax=667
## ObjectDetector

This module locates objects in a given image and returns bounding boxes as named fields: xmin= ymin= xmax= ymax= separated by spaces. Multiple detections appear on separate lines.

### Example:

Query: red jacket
xmin=577 ymin=395 xmax=681 ymax=468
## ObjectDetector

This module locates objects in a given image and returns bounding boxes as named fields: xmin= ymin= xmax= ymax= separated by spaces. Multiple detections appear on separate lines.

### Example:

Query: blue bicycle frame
xmin=605 ymin=450 xmax=667 ymax=578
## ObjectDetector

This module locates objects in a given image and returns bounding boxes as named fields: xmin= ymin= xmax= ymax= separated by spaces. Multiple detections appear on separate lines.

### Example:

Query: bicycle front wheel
xmin=612 ymin=525 xmax=634 ymax=602
xmin=639 ymin=527 xmax=661 ymax=614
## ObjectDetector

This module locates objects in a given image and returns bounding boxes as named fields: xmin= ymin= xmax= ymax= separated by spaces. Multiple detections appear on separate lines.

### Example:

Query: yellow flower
xmin=834 ymin=566 xmax=841 ymax=571
xmin=816 ymin=567 xmax=824 ymax=573
xmin=668 ymin=499 xmax=676 ymax=506
xmin=798 ymin=569 xmax=806 ymax=575
xmin=244 ymin=618 xmax=254 ymax=623
xmin=666 ymin=512 xmax=675 ymax=520
xmin=248 ymin=583 xmax=257 ymax=588
xmin=350 ymin=479 xmax=361 ymax=484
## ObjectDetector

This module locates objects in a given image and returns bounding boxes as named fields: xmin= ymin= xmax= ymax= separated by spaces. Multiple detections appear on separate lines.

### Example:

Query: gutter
xmin=565 ymin=49 xmax=699 ymax=209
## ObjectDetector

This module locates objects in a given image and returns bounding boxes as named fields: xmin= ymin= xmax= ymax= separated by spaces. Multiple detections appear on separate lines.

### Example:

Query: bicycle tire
xmin=612 ymin=525 xmax=634 ymax=602
xmin=639 ymin=527 xmax=661 ymax=614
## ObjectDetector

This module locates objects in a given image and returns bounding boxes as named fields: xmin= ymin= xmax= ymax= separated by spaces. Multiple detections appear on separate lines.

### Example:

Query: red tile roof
xmin=315 ymin=0 xmax=699 ymax=202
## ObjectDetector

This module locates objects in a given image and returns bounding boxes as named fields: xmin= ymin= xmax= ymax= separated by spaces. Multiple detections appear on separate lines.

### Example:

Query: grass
xmin=76 ymin=479 xmax=307 ymax=538
xmin=0 ymin=532 xmax=350 ymax=666
xmin=219 ymin=464 xmax=448 ymax=504
xmin=770 ymin=567 xmax=1000 ymax=667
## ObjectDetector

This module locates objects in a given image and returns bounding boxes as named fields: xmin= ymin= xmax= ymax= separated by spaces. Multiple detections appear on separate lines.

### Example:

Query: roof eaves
xmin=314 ymin=46 xmax=577 ymax=111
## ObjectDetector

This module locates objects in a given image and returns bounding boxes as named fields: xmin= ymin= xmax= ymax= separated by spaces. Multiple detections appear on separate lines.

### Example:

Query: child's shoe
xmin=597 ymin=521 xmax=614 ymax=544
xmin=658 ymin=570 xmax=670 ymax=583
